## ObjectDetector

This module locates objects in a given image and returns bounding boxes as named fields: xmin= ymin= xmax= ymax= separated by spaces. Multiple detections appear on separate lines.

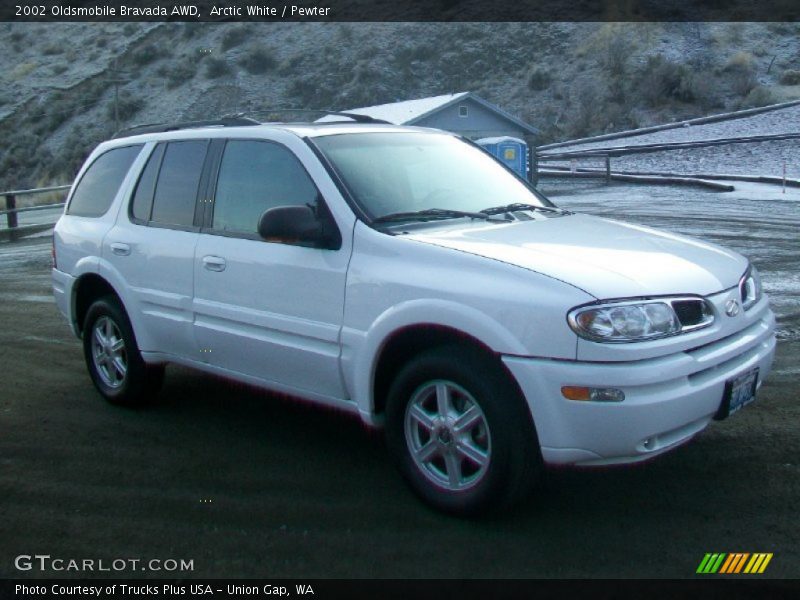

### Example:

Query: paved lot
xmin=1 ymin=181 xmax=798 ymax=579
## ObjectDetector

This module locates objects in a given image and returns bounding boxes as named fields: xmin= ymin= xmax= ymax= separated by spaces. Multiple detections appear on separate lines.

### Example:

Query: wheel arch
xmin=347 ymin=299 xmax=532 ymax=425
xmin=369 ymin=330 xmax=536 ymax=447
xmin=372 ymin=324 xmax=502 ymax=418
xmin=73 ymin=273 xmax=126 ymax=336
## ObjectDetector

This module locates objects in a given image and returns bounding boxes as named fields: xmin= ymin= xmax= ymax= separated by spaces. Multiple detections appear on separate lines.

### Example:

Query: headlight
xmin=739 ymin=266 xmax=762 ymax=310
xmin=568 ymin=297 xmax=714 ymax=343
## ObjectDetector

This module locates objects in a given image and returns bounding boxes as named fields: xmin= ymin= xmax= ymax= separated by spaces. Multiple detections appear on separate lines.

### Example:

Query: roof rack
xmin=112 ymin=110 xmax=391 ymax=140
xmin=322 ymin=111 xmax=390 ymax=124
xmin=112 ymin=116 xmax=261 ymax=139
xmin=229 ymin=108 xmax=391 ymax=125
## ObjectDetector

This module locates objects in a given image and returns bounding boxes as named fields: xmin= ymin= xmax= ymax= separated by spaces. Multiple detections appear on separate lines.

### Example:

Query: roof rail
xmin=226 ymin=108 xmax=391 ymax=125
xmin=112 ymin=116 xmax=261 ymax=139
xmin=323 ymin=111 xmax=390 ymax=124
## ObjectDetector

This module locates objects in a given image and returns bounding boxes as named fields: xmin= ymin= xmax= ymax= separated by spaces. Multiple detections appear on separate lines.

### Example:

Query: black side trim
xmin=196 ymin=139 xmax=226 ymax=228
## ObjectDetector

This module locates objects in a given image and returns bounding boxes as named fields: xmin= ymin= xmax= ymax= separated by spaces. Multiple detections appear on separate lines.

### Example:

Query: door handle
xmin=202 ymin=255 xmax=226 ymax=272
xmin=110 ymin=242 xmax=131 ymax=256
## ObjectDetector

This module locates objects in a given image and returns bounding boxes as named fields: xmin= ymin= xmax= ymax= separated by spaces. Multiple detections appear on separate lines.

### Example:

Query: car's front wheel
xmin=385 ymin=345 xmax=541 ymax=516
xmin=82 ymin=296 xmax=164 ymax=406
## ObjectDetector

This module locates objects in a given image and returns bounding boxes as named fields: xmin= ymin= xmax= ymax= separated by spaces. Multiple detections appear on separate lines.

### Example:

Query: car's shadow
xmin=132 ymin=365 xmax=773 ymax=527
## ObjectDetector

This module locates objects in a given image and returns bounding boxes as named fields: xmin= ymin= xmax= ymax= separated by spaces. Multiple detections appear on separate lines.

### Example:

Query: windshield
xmin=313 ymin=132 xmax=554 ymax=221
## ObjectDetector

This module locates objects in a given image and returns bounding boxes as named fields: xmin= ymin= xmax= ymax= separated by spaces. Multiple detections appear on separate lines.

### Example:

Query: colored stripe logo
xmin=697 ymin=553 xmax=773 ymax=574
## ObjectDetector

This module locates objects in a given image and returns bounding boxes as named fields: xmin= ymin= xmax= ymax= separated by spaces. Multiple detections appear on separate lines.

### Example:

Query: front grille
xmin=671 ymin=298 xmax=714 ymax=331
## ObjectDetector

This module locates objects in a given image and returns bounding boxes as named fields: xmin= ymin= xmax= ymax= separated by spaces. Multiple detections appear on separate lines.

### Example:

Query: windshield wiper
xmin=479 ymin=203 xmax=572 ymax=216
xmin=372 ymin=208 xmax=505 ymax=224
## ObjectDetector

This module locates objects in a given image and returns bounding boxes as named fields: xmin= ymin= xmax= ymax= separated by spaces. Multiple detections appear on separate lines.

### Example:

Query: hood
xmin=405 ymin=213 xmax=748 ymax=299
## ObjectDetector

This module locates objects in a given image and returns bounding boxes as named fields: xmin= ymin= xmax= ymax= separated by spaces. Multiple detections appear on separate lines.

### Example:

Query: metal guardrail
xmin=0 ymin=202 xmax=67 ymax=216
xmin=1 ymin=184 xmax=70 ymax=230
xmin=536 ymin=99 xmax=800 ymax=152
xmin=537 ymin=132 xmax=800 ymax=160
xmin=536 ymin=154 xmax=613 ymax=183
xmin=536 ymin=131 xmax=800 ymax=185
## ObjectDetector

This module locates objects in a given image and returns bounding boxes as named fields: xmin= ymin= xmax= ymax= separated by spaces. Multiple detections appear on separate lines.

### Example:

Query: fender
xmin=90 ymin=256 xmax=154 ymax=351
xmin=66 ymin=255 xmax=101 ymax=332
xmin=71 ymin=254 xmax=101 ymax=278
xmin=341 ymin=298 xmax=530 ymax=424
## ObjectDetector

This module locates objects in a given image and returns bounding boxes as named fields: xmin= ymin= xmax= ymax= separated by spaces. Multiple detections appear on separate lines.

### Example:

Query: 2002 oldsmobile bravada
xmin=52 ymin=117 xmax=776 ymax=515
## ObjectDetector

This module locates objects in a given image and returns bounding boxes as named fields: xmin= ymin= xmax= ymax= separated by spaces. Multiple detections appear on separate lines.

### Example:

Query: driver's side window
xmin=211 ymin=140 xmax=318 ymax=235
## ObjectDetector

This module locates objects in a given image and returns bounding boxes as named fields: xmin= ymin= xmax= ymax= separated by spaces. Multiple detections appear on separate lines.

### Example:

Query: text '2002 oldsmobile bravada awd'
xmin=52 ymin=118 xmax=776 ymax=515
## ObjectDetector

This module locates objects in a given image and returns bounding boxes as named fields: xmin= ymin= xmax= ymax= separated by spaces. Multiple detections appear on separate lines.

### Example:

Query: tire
xmin=385 ymin=344 xmax=541 ymax=516
xmin=82 ymin=295 xmax=164 ymax=407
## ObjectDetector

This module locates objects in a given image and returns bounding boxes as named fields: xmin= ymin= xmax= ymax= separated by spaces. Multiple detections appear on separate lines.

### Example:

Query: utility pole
xmin=105 ymin=58 xmax=131 ymax=133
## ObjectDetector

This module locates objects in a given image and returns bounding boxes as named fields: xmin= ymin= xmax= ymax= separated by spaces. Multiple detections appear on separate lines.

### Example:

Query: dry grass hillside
xmin=1 ymin=21 xmax=799 ymax=190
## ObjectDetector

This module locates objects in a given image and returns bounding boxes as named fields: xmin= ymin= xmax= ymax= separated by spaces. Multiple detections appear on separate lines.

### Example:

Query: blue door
xmin=497 ymin=140 xmax=526 ymax=177
xmin=476 ymin=137 xmax=528 ymax=178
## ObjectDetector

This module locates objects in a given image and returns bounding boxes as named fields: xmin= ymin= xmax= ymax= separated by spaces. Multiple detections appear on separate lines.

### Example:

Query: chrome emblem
xmin=725 ymin=299 xmax=741 ymax=317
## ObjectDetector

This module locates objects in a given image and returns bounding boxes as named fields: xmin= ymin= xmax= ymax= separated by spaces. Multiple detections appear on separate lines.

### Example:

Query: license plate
xmin=716 ymin=368 xmax=759 ymax=420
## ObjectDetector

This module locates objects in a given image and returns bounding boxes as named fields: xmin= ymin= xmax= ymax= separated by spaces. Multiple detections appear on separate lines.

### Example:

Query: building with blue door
xmin=320 ymin=92 xmax=538 ymax=142
xmin=319 ymin=92 xmax=539 ymax=180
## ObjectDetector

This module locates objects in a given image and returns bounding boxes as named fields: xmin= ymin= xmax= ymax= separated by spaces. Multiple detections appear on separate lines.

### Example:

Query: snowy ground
xmin=546 ymin=138 xmax=800 ymax=180
xmin=540 ymin=178 xmax=800 ymax=345
xmin=550 ymin=103 xmax=800 ymax=152
xmin=542 ymin=102 xmax=800 ymax=179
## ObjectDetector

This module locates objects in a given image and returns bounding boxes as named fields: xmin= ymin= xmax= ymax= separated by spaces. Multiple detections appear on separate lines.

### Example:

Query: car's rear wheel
xmin=82 ymin=296 xmax=164 ymax=406
xmin=385 ymin=345 xmax=541 ymax=516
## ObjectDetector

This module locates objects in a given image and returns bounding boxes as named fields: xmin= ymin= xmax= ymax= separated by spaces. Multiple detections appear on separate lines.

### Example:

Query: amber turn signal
xmin=561 ymin=386 xmax=625 ymax=402
xmin=561 ymin=386 xmax=591 ymax=401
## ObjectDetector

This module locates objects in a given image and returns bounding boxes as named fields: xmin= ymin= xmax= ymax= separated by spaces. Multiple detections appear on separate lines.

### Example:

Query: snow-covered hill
xmin=1 ymin=21 xmax=799 ymax=189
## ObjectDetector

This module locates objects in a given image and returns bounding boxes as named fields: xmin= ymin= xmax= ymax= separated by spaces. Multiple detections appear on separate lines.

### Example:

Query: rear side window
xmin=211 ymin=140 xmax=318 ymax=235
xmin=150 ymin=140 xmax=208 ymax=227
xmin=67 ymin=145 xmax=142 ymax=217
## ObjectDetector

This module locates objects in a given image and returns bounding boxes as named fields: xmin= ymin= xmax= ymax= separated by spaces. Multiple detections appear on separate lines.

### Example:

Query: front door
xmin=192 ymin=139 xmax=350 ymax=399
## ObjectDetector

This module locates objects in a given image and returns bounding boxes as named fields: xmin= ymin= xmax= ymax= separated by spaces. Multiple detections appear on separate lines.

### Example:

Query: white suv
xmin=52 ymin=118 xmax=776 ymax=515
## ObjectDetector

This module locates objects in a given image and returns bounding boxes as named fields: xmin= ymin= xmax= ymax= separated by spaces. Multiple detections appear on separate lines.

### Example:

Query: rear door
xmin=57 ymin=143 xmax=144 ymax=277
xmin=103 ymin=139 xmax=211 ymax=361
xmin=192 ymin=137 xmax=351 ymax=399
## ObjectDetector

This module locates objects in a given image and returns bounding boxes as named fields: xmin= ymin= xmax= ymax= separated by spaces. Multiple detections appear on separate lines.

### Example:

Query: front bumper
xmin=503 ymin=309 xmax=777 ymax=466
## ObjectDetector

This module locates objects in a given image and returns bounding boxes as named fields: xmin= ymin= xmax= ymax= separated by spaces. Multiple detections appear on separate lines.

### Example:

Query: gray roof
xmin=318 ymin=92 xmax=539 ymax=135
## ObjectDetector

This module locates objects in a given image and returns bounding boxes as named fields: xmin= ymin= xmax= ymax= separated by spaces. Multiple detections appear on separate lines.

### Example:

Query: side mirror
xmin=258 ymin=205 xmax=338 ymax=248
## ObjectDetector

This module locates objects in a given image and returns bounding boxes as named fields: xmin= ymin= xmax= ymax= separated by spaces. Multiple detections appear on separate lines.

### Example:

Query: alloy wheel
xmin=90 ymin=316 xmax=127 ymax=388
xmin=404 ymin=380 xmax=492 ymax=492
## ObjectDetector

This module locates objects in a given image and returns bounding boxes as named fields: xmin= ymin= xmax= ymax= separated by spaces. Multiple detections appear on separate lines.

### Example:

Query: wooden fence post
xmin=5 ymin=194 xmax=17 ymax=229
xmin=605 ymin=156 xmax=611 ymax=185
